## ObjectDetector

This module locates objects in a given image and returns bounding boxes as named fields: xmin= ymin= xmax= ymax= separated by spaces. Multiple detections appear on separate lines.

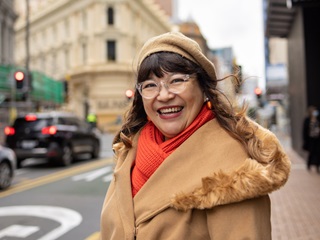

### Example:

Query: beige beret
xmin=137 ymin=31 xmax=217 ymax=80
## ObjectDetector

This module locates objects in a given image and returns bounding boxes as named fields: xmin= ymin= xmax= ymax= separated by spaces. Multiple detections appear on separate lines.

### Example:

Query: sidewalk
xmin=271 ymin=131 xmax=320 ymax=240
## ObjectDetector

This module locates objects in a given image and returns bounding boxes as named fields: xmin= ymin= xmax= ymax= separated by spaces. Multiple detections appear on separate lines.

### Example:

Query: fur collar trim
xmin=171 ymin=125 xmax=291 ymax=211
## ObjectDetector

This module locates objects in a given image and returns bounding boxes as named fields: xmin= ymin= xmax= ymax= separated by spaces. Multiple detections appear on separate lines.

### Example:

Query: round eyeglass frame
xmin=136 ymin=74 xmax=191 ymax=99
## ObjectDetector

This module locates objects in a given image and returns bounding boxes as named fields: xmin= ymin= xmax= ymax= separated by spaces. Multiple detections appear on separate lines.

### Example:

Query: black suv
xmin=4 ymin=111 xmax=101 ymax=168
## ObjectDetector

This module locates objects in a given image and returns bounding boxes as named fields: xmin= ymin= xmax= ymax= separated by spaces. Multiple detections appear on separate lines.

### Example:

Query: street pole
xmin=25 ymin=0 xmax=30 ymax=106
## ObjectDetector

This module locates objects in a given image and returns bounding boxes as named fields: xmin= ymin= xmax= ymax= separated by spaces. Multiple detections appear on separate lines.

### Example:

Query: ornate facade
xmin=14 ymin=0 xmax=173 ymax=132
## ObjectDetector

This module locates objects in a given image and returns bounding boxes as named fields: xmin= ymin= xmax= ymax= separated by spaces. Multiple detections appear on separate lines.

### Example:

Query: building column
xmin=0 ymin=14 xmax=3 ymax=63
xmin=2 ymin=18 xmax=8 ymax=64
xmin=7 ymin=17 xmax=14 ymax=64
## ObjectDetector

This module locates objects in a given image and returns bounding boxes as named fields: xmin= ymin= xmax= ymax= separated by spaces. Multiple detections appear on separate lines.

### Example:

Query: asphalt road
xmin=0 ymin=133 xmax=115 ymax=240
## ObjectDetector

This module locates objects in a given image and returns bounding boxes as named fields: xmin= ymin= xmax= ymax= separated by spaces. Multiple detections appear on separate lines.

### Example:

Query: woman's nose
xmin=157 ymin=82 xmax=174 ymax=100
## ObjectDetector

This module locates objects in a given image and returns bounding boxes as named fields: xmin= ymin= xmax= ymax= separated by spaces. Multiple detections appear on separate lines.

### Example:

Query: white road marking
xmin=71 ymin=166 xmax=113 ymax=182
xmin=0 ymin=225 xmax=39 ymax=238
xmin=0 ymin=205 xmax=82 ymax=240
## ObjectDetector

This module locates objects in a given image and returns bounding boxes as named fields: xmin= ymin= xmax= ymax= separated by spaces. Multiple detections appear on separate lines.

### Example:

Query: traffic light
xmin=125 ymin=89 xmax=134 ymax=101
xmin=14 ymin=71 xmax=25 ymax=90
xmin=254 ymin=87 xmax=262 ymax=99
xmin=254 ymin=87 xmax=263 ymax=107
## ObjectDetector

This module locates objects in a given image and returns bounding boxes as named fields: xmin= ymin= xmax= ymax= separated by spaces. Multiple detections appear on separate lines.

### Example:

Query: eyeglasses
xmin=136 ymin=74 xmax=191 ymax=99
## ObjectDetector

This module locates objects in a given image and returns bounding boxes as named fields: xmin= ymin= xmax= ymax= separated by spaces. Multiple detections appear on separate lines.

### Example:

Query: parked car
xmin=0 ymin=144 xmax=16 ymax=190
xmin=4 ymin=111 xmax=101 ymax=168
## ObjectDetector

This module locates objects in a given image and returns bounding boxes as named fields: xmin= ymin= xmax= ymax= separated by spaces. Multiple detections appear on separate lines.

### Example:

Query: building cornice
xmin=15 ymin=0 xmax=90 ymax=30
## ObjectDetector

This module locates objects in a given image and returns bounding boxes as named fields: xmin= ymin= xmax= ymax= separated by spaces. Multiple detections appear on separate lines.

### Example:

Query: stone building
xmin=14 ymin=0 xmax=173 ymax=132
xmin=0 ymin=0 xmax=18 ymax=142
xmin=0 ymin=0 xmax=17 ymax=65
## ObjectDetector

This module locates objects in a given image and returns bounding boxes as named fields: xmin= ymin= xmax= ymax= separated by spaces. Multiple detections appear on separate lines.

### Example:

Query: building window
xmin=52 ymin=54 xmax=56 ymax=75
xmin=42 ymin=56 xmax=46 ymax=72
xmin=107 ymin=7 xmax=114 ymax=25
xmin=82 ymin=11 xmax=87 ymax=30
xmin=82 ymin=43 xmax=87 ymax=64
xmin=106 ymin=40 xmax=116 ymax=61
xmin=64 ymin=19 xmax=69 ymax=37
xmin=52 ymin=25 xmax=57 ymax=43
xmin=42 ymin=30 xmax=46 ymax=48
xmin=65 ymin=49 xmax=69 ymax=69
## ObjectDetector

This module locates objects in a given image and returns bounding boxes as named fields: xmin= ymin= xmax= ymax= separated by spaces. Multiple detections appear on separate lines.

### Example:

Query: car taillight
xmin=25 ymin=114 xmax=37 ymax=121
xmin=42 ymin=126 xmax=57 ymax=135
xmin=4 ymin=126 xmax=15 ymax=136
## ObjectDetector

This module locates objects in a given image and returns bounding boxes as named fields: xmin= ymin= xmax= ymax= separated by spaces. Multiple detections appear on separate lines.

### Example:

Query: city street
xmin=0 ymin=133 xmax=115 ymax=240
xmin=0 ymin=159 xmax=114 ymax=240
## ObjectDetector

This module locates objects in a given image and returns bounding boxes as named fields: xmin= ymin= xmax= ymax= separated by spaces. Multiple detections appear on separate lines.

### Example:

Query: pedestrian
xmin=302 ymin=105 xmax=320 ymax=172
xmin=87 ymin=112 xmax=97 ymax=129
xmin=100 ymin=32 xmax=291 ymax=240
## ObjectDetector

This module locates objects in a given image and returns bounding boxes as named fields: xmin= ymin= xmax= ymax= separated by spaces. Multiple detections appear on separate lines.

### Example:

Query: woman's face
xmin=141 ymin=72 xmax=204 ymax=140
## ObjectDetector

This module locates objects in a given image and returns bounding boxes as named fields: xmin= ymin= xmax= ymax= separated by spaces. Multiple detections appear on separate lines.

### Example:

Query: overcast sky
xmin=176 ymin=0 xmax=265 ymax=88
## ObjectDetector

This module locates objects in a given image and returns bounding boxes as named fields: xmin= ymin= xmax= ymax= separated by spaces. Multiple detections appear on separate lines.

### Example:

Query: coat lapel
xmin=133 ymin=119 xmax=248 ymax=225
xmin=122 ymin=118 xmax=290 ymax=226
xmin=113 ymin=141 xmax=137 ymax=237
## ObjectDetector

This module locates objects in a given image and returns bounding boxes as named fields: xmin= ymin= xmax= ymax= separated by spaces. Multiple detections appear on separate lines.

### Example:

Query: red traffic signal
xmin=14 ymin=71 xmax=25 ymax=89
xmin=254 ymin=87 xmax=262 ymax=98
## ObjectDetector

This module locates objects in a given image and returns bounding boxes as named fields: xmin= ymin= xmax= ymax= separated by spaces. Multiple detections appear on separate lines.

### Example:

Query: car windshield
xmin=13 ymin=118 xmax=53 ymax=131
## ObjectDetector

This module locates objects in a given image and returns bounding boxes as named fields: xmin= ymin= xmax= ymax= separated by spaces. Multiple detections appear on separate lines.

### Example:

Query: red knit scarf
xmin=131 ymin=105 xmax=215 ymax=197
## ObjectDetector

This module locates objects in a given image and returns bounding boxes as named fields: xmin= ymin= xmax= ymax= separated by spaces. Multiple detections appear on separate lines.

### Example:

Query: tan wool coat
xmin=100 ymin=118 xmax=291 ymax=240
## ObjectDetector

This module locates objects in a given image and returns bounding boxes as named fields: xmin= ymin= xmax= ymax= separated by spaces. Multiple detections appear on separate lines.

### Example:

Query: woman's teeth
xmin=159 ymin=107 xmax=183 ymax=114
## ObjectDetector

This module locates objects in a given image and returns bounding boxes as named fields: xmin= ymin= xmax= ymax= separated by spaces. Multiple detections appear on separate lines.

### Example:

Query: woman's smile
xmin=157 ymin=106 xmax=184 ymax=118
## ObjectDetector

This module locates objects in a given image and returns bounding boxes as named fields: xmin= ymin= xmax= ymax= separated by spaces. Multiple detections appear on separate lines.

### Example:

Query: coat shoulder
xmin=171 ymin=119 xmax=291 ymax=211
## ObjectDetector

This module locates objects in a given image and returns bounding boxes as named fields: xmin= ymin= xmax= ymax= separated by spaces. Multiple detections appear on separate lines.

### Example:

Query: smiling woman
xmin=99 ymin=32 xmax=291 ymax=240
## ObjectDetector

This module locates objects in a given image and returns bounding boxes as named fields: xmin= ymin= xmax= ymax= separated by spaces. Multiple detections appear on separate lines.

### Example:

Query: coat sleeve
xmin=206 ymin=195 xmax=271 ymax=240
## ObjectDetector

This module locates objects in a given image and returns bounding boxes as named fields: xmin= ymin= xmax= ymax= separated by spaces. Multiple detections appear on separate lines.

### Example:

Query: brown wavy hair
xmin=113 ymin=52 xmax=262 ymax=159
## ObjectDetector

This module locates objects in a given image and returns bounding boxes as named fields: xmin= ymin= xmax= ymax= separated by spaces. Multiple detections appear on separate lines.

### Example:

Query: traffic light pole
xmin=25 ymin=0 xmax=30 ymax=103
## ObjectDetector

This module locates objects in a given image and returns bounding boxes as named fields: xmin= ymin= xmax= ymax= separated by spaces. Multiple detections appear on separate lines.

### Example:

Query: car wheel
xmin=0 ymin=161 xmax=12 ymax=190
xmin=91 ymin=142 xmax=100 ymax=159
xmin=60 ymin=145 xmax=73 ymax=166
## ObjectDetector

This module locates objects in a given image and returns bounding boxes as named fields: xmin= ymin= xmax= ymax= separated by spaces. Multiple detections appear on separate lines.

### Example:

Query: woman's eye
xmin=142 ymin=82 xmax=157 ymax=89
xmin=170 ymin=78 xmax=185 ymax=84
